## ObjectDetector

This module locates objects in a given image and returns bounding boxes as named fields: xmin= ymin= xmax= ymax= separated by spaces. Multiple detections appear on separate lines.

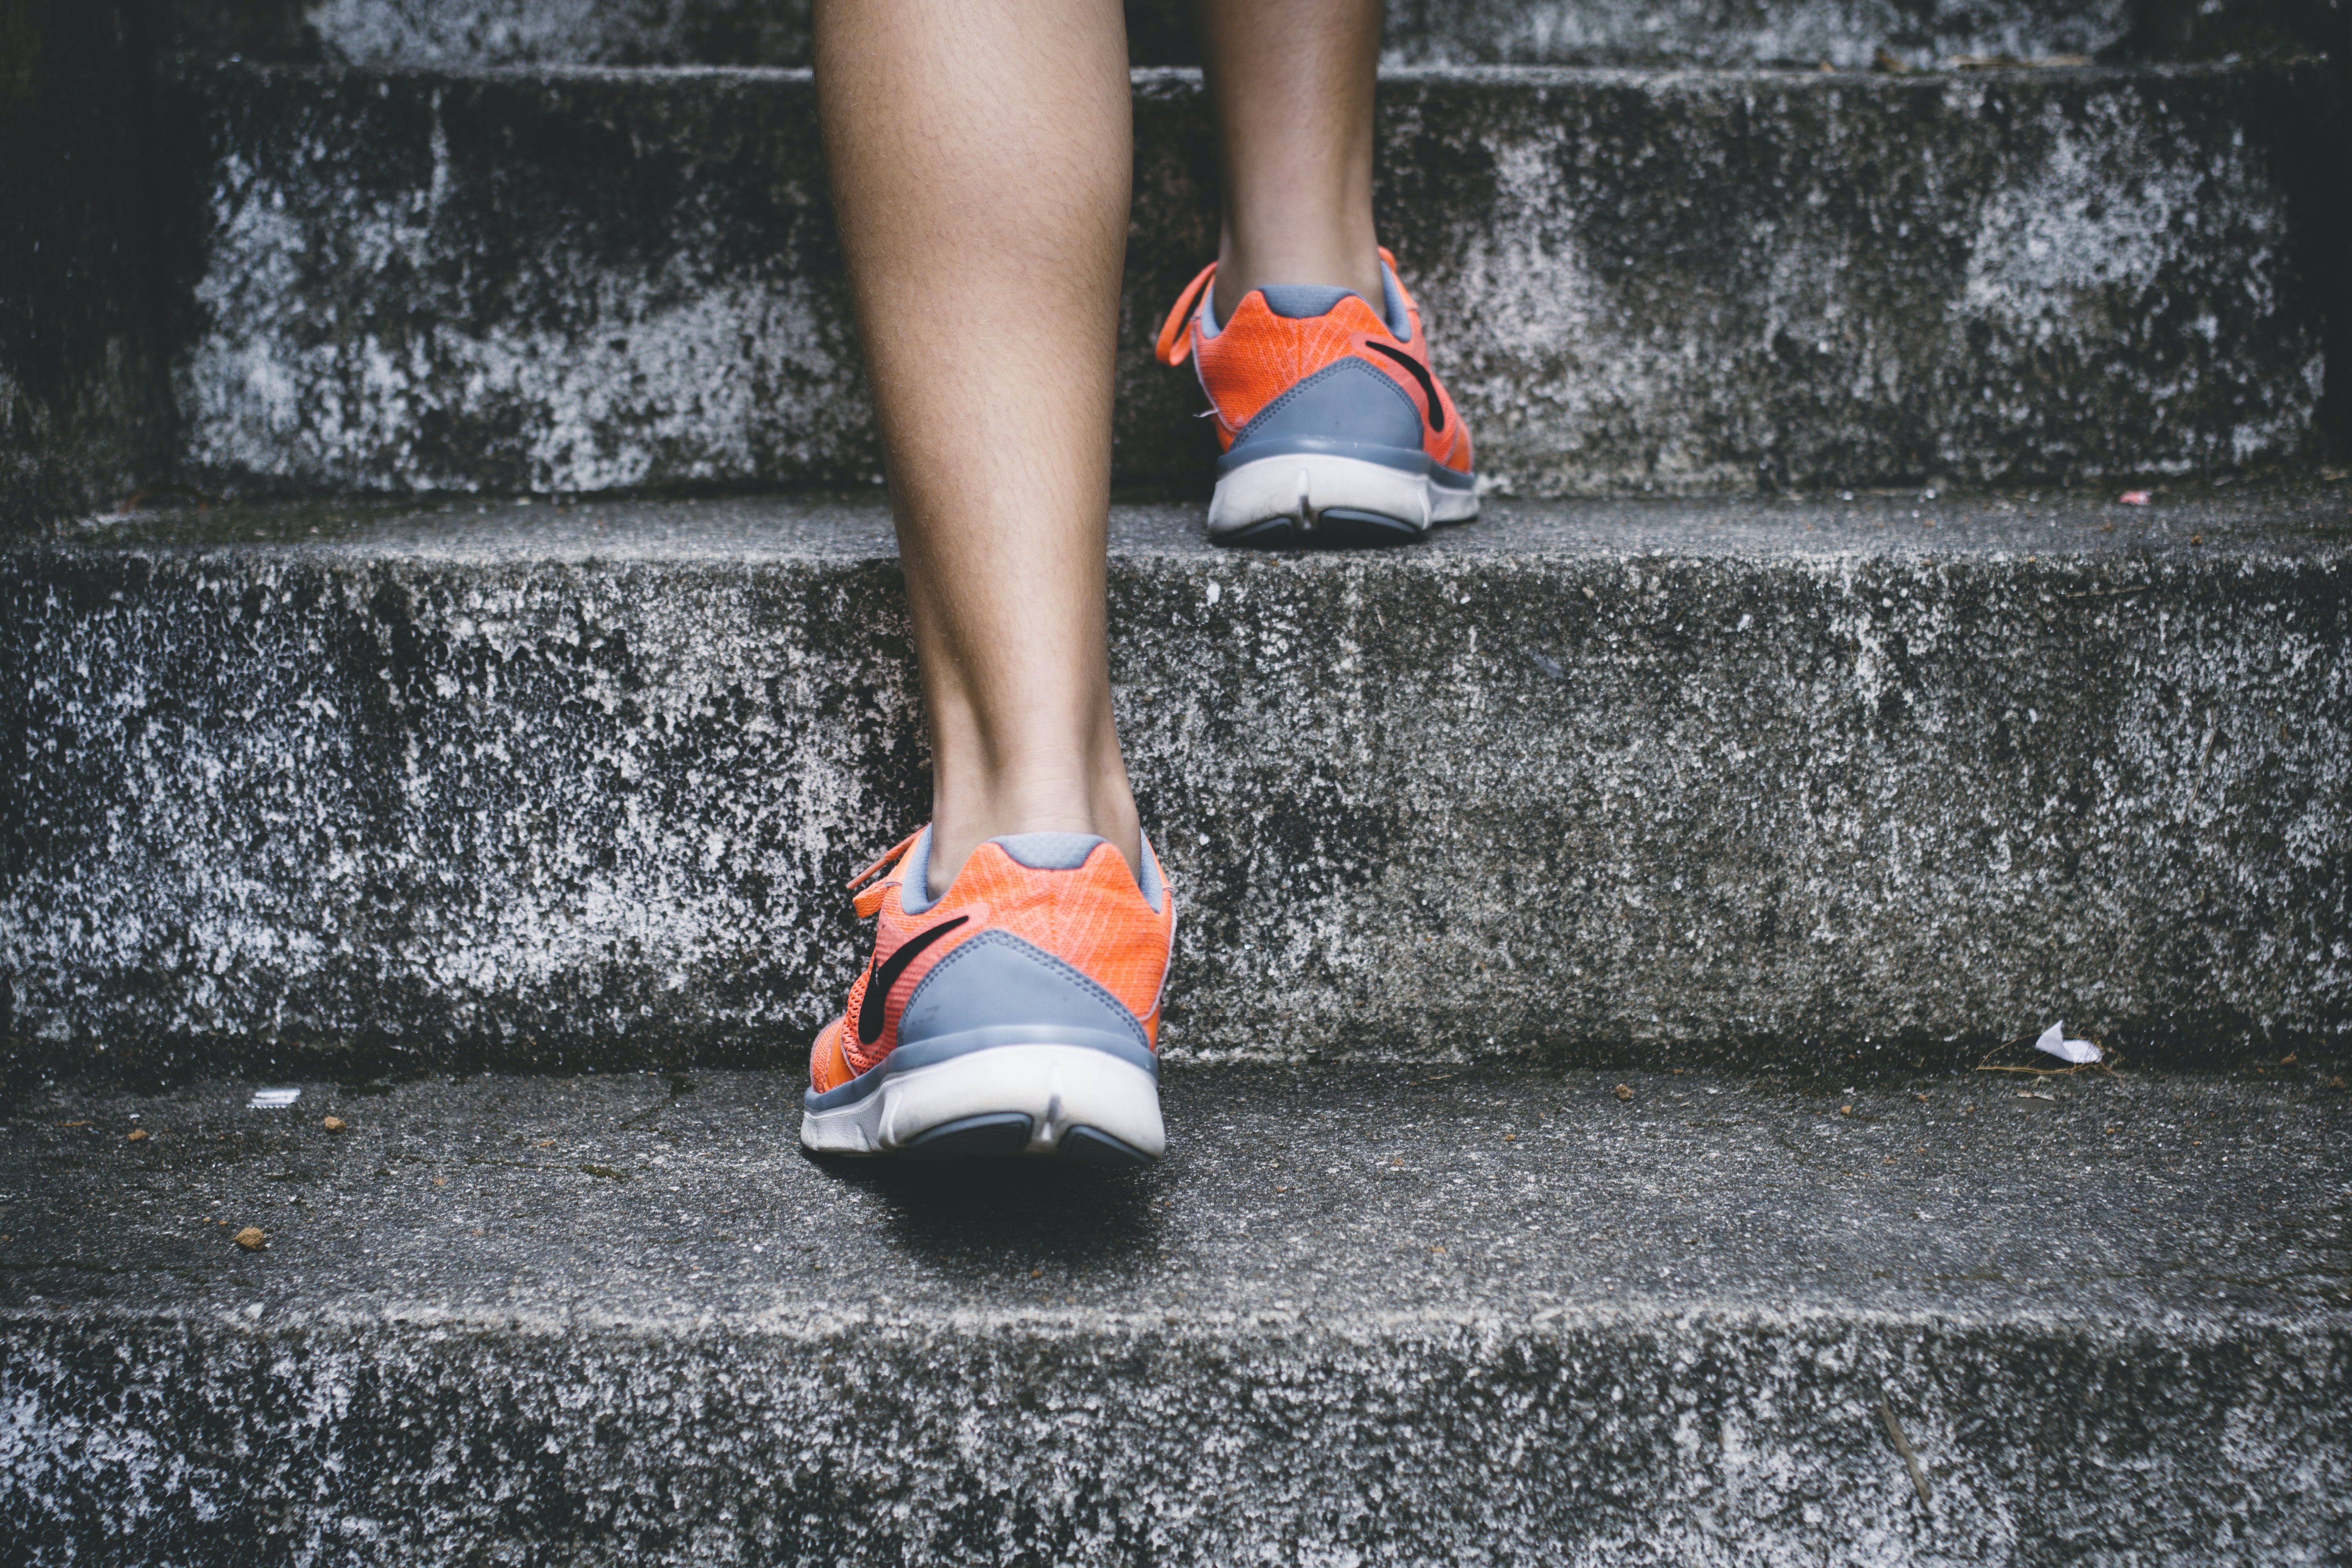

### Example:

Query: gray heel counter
xmin=1235 ymin=356 xmax=1423 ymax=453
xmin=897 ymin=930 xmax=1149 ymax=1053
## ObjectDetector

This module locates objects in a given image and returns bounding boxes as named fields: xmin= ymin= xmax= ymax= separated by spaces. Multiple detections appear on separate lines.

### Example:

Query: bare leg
xmin=816 ymin=0 xmax=1142 ymax=894
xmin=1192 ymin=0 xmax=1387 ymax=319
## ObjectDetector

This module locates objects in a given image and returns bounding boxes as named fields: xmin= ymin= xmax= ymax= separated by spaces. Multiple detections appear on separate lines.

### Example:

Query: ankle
xmin=927 ymin=780 xmax=1143 ymax=900
xmin=1212 ymin=241 xmax=1384 ymax=322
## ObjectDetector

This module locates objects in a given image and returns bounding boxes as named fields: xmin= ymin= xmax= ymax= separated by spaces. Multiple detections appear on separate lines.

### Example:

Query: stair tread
xmin=16 ymin=1062 xmax=2342 ymax=1557
xmin=170 ymin=57 xmax=2281 ymax=80
xmin=33 ymin=484 xmax=2350 ymax=561
xmin=4 ymin=1065 xmax=2342 ymax=1328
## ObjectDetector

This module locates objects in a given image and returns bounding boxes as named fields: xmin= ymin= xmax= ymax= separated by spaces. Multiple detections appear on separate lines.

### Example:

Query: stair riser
xmin=5 ymin=1316 xmax=2338 ymax=1565
xmin=163 ymin=64 xmax=2332 ymax=501
xmin=7 ymin=517 xmax=2345 ymax=1078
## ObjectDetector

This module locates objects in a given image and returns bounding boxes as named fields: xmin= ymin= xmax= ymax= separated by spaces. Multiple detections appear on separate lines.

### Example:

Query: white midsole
xmin=1207 ymin=452 xmax=1479 ymax=537
xmin=799 ymin=1044 xmax=1166 ymax=1158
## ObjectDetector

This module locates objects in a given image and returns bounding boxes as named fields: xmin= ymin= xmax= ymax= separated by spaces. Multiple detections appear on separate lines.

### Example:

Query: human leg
xmin=804 ymin=0 xmax=1173 ymax=1162
xmin=1156 ymin=0 xmax=1478 ymax=546
xmin=817 ymin=0 xmax=1140 ymax=897
xmin=1192 ymin=0 xmax=1387 ymax=318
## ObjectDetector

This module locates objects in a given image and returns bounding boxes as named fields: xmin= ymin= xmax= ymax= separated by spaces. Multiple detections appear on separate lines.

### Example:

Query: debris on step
xmin=2035 ymin=1022 xmax=2101 ymax=1065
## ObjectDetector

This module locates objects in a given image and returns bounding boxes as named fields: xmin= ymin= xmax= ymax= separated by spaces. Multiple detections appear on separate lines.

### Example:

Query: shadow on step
xmin=799 ymin=1147 xmax=1160 ymax=1267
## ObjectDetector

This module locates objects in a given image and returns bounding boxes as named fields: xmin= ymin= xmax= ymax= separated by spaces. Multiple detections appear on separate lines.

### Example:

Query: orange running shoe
xmin=800 ymin=827 xmax=1176 ymax=1163
xmin=1156 ymin=248 xmax=1477 ymax=546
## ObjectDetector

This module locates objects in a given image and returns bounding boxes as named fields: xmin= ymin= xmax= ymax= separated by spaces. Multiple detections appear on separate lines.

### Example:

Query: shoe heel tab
xmin=991 ymin=832 xmax=1111 ymax=871
xmin=1156 ymin=261 xmax=1217 ymax=367
xmin=989 ymin=832 xmax=1168 ymax=913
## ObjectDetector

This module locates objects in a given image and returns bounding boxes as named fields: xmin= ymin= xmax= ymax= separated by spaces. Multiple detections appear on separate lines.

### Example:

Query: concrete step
xmin=168 ymin=0 xmax=2337 ymax=70
xmin=3 ymin=1063 xmax=2344 ymax=1563
xmin=156 ymin=60 xmax=2339 ymax=502
xmin=5 ymin=487 xmax=2346 ymax=1084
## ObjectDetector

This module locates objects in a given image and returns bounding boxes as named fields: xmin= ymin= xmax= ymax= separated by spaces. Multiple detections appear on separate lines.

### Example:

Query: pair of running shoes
xmin=801 ymin=253 xmax=1476 ymax=1162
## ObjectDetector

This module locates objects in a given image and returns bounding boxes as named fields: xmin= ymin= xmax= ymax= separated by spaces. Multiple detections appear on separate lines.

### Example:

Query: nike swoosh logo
xmin=1363 ymin=341 xmax=1446 ymax=434
xmin=856 ymin=915 xmax=970 ymax=1045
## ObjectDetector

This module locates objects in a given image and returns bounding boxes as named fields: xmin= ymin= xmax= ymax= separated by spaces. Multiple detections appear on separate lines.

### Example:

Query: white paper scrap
xmin=2033 ymin=1022 xmax=2101 ymax=1065
xmin=248 ymin=1088 xmax=301 ymax=1109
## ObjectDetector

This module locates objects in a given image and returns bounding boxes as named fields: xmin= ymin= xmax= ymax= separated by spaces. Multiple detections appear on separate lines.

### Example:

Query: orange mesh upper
xmin=811 ymin=835 xmax=1176 ymax=1092
xmin=1155 ymin=250 xmax=1473 ymax=475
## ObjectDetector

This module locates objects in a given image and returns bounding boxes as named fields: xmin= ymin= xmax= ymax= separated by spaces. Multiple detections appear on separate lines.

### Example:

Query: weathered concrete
xmin=156 ymin=62 xmax=2338 ymax=501
xmin=0 ymin=0 xmax=179 ymax=534
xmin=4 ymin=488 xmax=2347 ymax=1083
xmin=161 ymin=0 xmax=2342 ymax=69
xmin=2 ymin=1065 xmax=2345 ymax=1565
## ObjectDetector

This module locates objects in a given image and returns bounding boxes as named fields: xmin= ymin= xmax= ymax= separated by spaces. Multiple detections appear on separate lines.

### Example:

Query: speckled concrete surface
xmin=164 ymin=0 xmax=2331 ymax=71
xmin=1 ymin=1065 xmax=2345 ymax=1564
xmin=152 ymin=62 xmax=2336 ymax=501
xmin=5 ymin=488 xmax=2347 ymax=1082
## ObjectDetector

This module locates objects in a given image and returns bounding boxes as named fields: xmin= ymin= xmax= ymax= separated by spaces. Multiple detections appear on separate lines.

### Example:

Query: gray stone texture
xmin=0 ymin=1 xmax=181 ymax=533
xmin=3 ymin=1065 xmax=2345 ymax=1565
xmin=5 ymin=489 xmax=2347 ymax=1084
xmin=162 ymin=0 xmax=2344 ymax=69
xmin=154 ymin=62 xmax=2336 ymax=503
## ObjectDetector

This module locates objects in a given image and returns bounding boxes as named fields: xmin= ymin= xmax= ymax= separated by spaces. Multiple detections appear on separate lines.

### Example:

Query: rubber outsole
xmin=800 ymin=1042 xmax=1166 ymax=1162
xmin=895 ymin=1114 xmax=1155 ymax=1167
xmin=1207 ymin=450 xmax=1479 ymax=548
xmin=901 ymin=1112 xmax=1036 ymax=1159
xmin=1223 ymin=507 xmax=1422 ymax=549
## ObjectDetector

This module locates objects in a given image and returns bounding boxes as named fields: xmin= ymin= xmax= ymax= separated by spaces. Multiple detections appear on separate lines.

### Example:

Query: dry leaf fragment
xmin=322 ymin=1116 xmax=346 ymax=1133
xmin=1872 ymin=47 xmax=1909 ymax=72
xmin=2279 ymin=1054 xmax=2298 ymax=1067
xmin=126 ymin=1129 xmax=149 ymax=1143
xmin=233 ymin=1227 xmax=267 ymax=1250
xmin=1614 ymin=1084 xmax=1634 ymax=1101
